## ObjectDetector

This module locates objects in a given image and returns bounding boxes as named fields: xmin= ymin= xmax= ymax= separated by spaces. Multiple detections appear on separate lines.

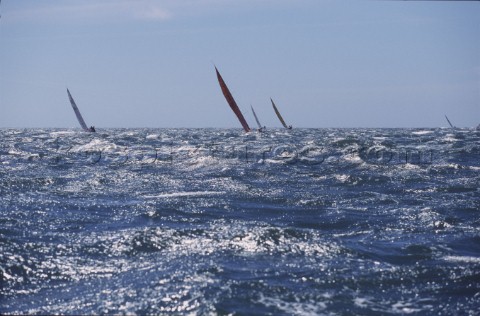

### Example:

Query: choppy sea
xmin=1 ymin=128 xmax=479 ymax=315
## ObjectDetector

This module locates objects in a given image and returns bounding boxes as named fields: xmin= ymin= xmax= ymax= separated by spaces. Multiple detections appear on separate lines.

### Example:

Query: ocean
xmin=1 ymin=128 xmax=479 ymax=315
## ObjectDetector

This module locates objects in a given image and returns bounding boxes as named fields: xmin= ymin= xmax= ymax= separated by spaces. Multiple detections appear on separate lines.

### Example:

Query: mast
xmin=215 ymin=67 xmax=251 ymax=132
xmin=67 ymin=88 xmax=89 ymax=132
xmin=271 ymin=98 xmax=290 ymax=129
xmin=251 ymin=105 xmax=263 ymax=130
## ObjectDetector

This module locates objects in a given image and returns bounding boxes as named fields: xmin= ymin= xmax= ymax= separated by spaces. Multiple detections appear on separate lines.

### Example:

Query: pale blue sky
xmin=0 ymin=0 xmax=479 ymax=128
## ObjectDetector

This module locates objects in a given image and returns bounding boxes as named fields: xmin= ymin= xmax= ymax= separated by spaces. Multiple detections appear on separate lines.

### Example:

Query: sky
xmin=0 ymin=0 xmax=479 ymax=128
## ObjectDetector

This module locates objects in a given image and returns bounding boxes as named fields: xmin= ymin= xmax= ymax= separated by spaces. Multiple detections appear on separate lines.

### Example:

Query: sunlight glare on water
xmin=1 ymin=128 xmax=479 ymax=314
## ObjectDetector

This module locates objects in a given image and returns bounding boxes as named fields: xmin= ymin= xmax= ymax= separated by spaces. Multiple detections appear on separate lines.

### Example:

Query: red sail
xmin=215 ymin=67 xmax=251 ymax=132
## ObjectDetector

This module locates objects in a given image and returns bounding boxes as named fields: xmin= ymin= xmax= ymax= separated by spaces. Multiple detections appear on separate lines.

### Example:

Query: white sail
xmin=67 ymin=88 xmax=89 ymax=132
xmin=251 ymin=105 xmax=263 ymax=130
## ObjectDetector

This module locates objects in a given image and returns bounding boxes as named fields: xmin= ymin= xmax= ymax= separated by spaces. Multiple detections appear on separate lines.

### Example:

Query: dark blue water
xmin=1 ymin=128 xmax=479 ymax=315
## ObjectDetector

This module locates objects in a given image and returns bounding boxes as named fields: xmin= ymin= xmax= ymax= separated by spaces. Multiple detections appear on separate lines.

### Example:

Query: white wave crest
xmin=144 ymin=191 xmax=225 ymax=199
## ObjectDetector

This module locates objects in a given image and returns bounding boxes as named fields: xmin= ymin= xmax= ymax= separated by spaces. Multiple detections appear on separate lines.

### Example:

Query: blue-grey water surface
xmin=1 ymin=128 xmax=479 ymax=315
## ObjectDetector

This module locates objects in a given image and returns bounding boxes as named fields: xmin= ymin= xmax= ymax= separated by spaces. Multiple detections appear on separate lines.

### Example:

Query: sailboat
xmin=251 ymin=105 xmax=265 ymax=132
xmin=271 ymin=98 xmax=292 ymax=129
xmin=67 ymin=88 xmax=95 ymax=132
xmin=445 ymin=115 xmax=455 ymax=129
xmin=215 ymin=67 xmax=251 ymax=132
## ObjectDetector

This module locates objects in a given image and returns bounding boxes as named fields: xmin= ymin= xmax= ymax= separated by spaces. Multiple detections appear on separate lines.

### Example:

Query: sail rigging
xmin=251 ymin=105 xmax=264 ymax=131
xmin=445 ymin=115 xmax=455 ymax=129
xmin=215 ymin=67 xmax=251 ymax=132
xmin=67 ymin=88 xmax=92 ymax=132
xmin=271 ymin=98 xmax=291 ymax=129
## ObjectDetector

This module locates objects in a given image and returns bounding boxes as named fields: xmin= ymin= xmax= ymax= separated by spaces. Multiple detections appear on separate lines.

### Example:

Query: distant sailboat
xmin=215 ymin=67 xmax=251 ymax=132
xmin=67 ymin=88 xmax=95 ymax=132
xmin=271 ymin=98 xmax=292 ymax=129
xmin=445 ymin=115 xmax=455 ymax=129
xmin=251 ymin=105 xmax=265 ymax=132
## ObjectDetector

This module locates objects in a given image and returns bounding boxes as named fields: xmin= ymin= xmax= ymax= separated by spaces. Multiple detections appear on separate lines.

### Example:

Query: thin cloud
xmin=133 ymin=5 xmax=171 ymax=21
xmin=6 ymin=1 xmax=172 ymax=23
xmin=5 ymin=0 xmax=301 ymax=23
